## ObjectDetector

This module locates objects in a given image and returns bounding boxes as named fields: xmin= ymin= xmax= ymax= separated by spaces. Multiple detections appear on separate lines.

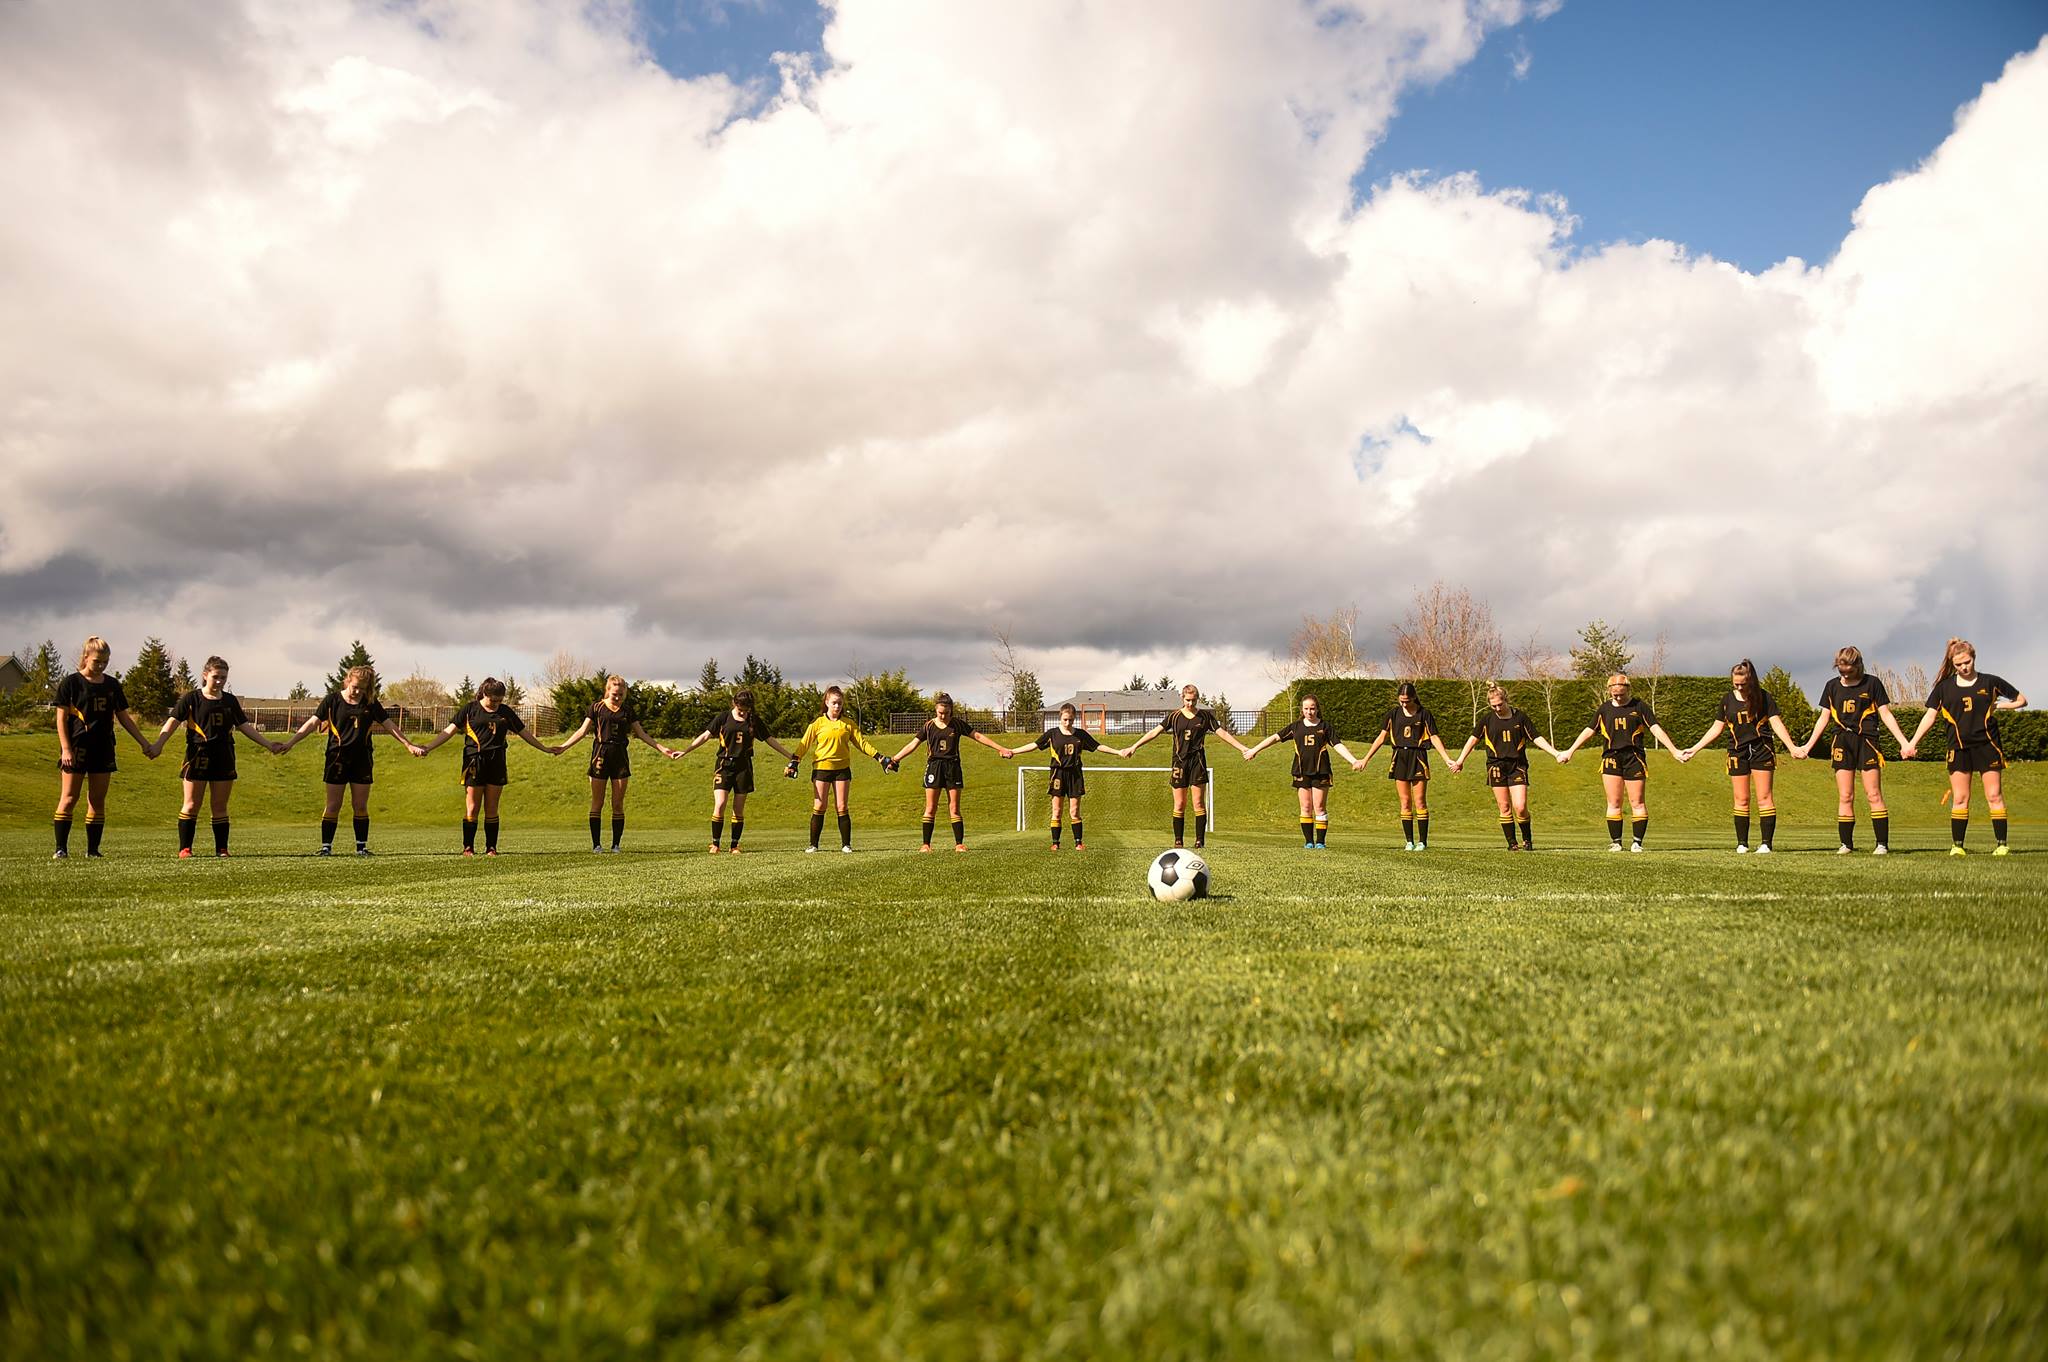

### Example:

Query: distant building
xmin=1041 ymin=688 xmax=1184 ymax=733
xmin=0 ymin=654 xmax=27 ymax=695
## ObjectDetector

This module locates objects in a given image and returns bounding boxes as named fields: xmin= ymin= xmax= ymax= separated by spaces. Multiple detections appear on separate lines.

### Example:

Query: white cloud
xmin=0 ymin=2 xmax=2042 ymax=712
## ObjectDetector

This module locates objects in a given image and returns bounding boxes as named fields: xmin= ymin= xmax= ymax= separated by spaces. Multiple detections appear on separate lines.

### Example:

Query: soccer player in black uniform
xmin=552 ymin=675 xmax=682 ymax=852
xmin=1030 ymin=702 xmax=1122 ymax=850
xmin=147 ymin=655 xmax=284 ymax=858
xmin=50 ymin=635 xmax=158 ymax=858
xmin=1557 ymin=674 xmax=1689 ymax=852
xmin=1353 ymin=683 xmax=1461 ymax=851
xmin=676 ymin=689 xmax=799 ymax=853
xmin=886 ymin=692 xmax=1014 ymax=851
xmin=1902 ymin=638 xmax=2027 ymax=855
xmin=1795 ymin=646 xmax=1911 ymax=854
xmin=413 ymin=677 xmax=560 ymax=855
xmin=280 ymin=664 xmax=423 ymax=855
xmin=1242 ymin=693 xmax=1365 ymax=849
xmin=1121 ymin=684 xmax=1252 ymax=848
xmin=1681 ymin=659 xmax=1801 ymax=854
xmin=1451 ymin=683 xmax=1565 ymax=851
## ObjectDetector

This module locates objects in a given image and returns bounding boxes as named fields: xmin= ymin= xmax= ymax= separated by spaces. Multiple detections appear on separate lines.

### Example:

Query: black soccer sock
xmin=85 ymin=817 xmax=104 ymax=855
xmin=53 ymin=814 xmax=71 ymax=854
xmin=462 ymin=819 xmax=477 ymax=851
xmin=1072 ymin=819 xmax=1084 ymax=845
xmin=1734 ymin=813 xmax=1750 ymax=846
xmin=1519 ymin=816 xmax=1533 ymax=848
xmin=611 ymin=817 xmax=624 ymax=849
xmin=1416 ymin=812 xmax=1428 ymax=846
xmin=1873 ymin=814 xmax=1889 ymax=849
xmin=1760 ymin=807 xmax=1776 ymax=848
xmin=711 ymin=818 xmax=724 ymax=846
xmin=1301 ymin=819 xmax=1316 ymax=845
xmin=1501 ymin=817 xmax=1518 ymax=847
xmin=1991 ymin=804 xmax=2008 ymax=845
xmin=213 ymin=818 xmax=230 ymax=855
xmin=179 ymin=815 xmax=197 ymax=853
xmin=1315 ymin=816 xmax=1328 ymax=847
xmin=1838 ymin=816 xmax=1855 ymax=851
xmin=921 ymin=819 xmax=935 ymax=847
xmin=951 ymin=819 xmax=964 ymax=846
xmin=1607 ymin=816 xmax=1624 ymax=845
xmin=809 ymin=813 xmax=824 ymax=849
xmin=353 ymin=816 xmax=369 ymax=850
xmin=1951 ymin=814 xmax=1968 ymax=846
xmin=1172 ymin=815 xmax=1185 ymax=845
xmin=484 ymin=819 xmax=500 ymax=852
xmin=1632 ymin=816 xmax=1647 ymax=846
xmin=321 ymin=817 xmax=338 ymax=849
xmin=837 ymin=813 xmax=852 ymax=848
xmin=1050 ymin=821 xmax=1062 ymax=845
xmin=1402 ymin=817 xmax=1415 ymax=844
xmin=591 ymin=815 xmax=604 ymax=848
xmin=1192 ymin=813 xmax=1206 ymax=846
xmin=730 ymin=820 xmax=744 ymax=848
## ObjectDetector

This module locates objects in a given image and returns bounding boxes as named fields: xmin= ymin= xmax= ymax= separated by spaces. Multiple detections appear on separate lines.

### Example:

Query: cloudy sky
xmin=3 ymin=0 xmax=2044 ymax=708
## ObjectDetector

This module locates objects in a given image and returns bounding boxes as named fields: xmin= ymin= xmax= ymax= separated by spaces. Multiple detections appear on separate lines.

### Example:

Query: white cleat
xmin=841 ymin=845 xmax=853 ymax=854
xmin=1756 ymin=844 xmax=1773 ymax=855
xmin=1630 ymin=842 xmax=1644 ymax=854
xmin=1402 ymin=841 xmax=1416 ymax=852
xmin=1608 ymin=842 xmax=1624 ymax=853
xmin=1872 ymin=844 xmax=1889 ymax=856
xmin=1735 ymin=844 xmax=1750 ymax=854
xmin=805 ymin=846 xmax=818 ymax=855
xmin=1837 ymin=845 xmax=1853 ymax=855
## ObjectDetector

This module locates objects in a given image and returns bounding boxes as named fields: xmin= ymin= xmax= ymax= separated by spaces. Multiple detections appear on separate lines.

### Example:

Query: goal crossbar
xmin=1013 ymin=766 xmax=1216 ymax=832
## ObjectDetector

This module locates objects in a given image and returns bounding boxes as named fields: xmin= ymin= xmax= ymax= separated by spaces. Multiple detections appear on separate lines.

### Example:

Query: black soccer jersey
xmin=1925 ymin=673 xmax=2017 ymax=748
xmin=710 ymin=711 xmax=771 ymax=767
xmin=173 ymin=690 xmax=248 ymax=764
xmin=54 ymin=673 xmax=128 ymax=757
xmin=1034 ymin=726 xmax=1100 ymax=772
xmin=1718 ymin=689 xmax=1782 ymax=748
xmin=318 ymin=693 xmax=390 ymax=753
xmin=457 ymin=701 xmax=524 ymax=757
xmin=1278 ymin=718 xmax=1338 ymax=781
xmin=588 ymin=699 xmax=636 ymax=752
xmin=1820 ymin=674 xmax=1890 ymax=736
xmin=1595 ymin=698 xmax=1658 ymax=754
xmin=1381 ymin=705 xmax=1437 ymax=750
xmin=1161 ymin=709 xmax=1220 ymax=765
xmin=1474 ymin=707 xmax=1538 ymax=760
xmin=916 ymin=716 xmax=976 ymax=758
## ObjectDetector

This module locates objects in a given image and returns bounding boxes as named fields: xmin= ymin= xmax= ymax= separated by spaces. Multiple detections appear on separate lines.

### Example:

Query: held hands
xmin=785 ymin=759 xmax=800 ymax=779
xmin=1555 ymin=751 xmax=1570 ymax=764
xmin=1450 ymin=759 xmax=1464 ymax=774
xmin=1899 ymin=743 xmax=1918 ymax=760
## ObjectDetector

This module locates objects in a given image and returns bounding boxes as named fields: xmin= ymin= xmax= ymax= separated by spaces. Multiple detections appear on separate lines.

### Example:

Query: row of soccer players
xmin=48 ymin=637 xmax=2023 ymax=858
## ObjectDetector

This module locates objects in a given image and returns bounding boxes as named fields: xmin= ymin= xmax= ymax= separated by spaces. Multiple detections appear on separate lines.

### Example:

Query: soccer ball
xmin=1147 ymin=848 xmax=1210 ymax=902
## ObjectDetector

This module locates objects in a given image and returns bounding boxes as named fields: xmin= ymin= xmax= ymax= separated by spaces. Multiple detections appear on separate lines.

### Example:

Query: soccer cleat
xmin=86 ymin=851 xmax=103 ymax=859
xmin=1992 ymin=844 xmax=2009 ymax=856
xmin=216 ymin=851 xmax=230 ymax=859
xmin=840 ymin=845 xmax=853 ymax=854
xmin=1403 ymin=841 xmax=1416 ymax=852
xmin=316 ymin=845 xmax=332 ymax=856
xmin=1871 ymin=845 xmax=1888 ymax=856
xmin=484 ymin=848 xmax=499 ymax=858
xmin=1837 ymin=845 xmax=1853 ymax=855
xmin=1735 ymin=844 xmax=1750 ymax=854
xmin=1048 ymin=842 xmax=1060 ymax=851
xmin=1756 ymin=845 xmax=1773 ymax=855
xmin=805 ymin=846 xmax=818 ymax=854
xmin=1193 ymin=841 xmax=1205 ymax=851
xmin=1073 ymin=842 xmax=1085 ymax=851
xmin=1630 ymin=842 xmax=1644 ymax=854
xmin=728 ymin=846 xmax=744 ymax=856
xmin=1303 ymin=842 xmax=1315 ymax=850
xmin=461 ymin=848 xmax=476 ymax=857
xmin=1172 ymin=840 xmax=1184 ymax=849
xmin=51 ymin=849 xmax=67 ymax=860
xmin=919 ymin=845 xmax=933 ymax=854
xmin=953 ymin=844 xmax=967 ymax=853
xmin=356 ymin=848 xmax=373 ymax=857
xmin=1949 ymin=845 xmax=1966 ymax=857
xmin=177 ymin=847 xmax=194 ymax=860
xmin=1609 ymin=842 xmax=1624 ymax=853
xmin=707 ymin=844 xmax=720 ymax=855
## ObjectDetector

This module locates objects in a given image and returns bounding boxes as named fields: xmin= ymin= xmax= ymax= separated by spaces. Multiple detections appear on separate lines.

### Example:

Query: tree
xmin=538 ymin=648 xmax=592 ymax=694
xmin=287 ymin=680 xmax=311 ymax=701
xmin=1153 ymin=675 xmax=1174 ymax=692
xmin=842 ymin=668 xmax=928 ymax=734
xmin=25 ymin=639 xmax=61 ymax=702
xmin=1761 ymin=665 xmax=1816 ymax=743
xmin=1280 ymin=605 xmax=1378 ymax=680
xmin=452 ymin=676 xmax=476 ymax=708
xmin=1569 ymin=620 xmax=1633 ymax=680
xmin=1641 ymin=630 xmax=1671 ymax=709
xmin=385 ymin=671 xmax=450 ymax=711
xmin=1009 ymin=670 xmax=1044 ymax=728
xmin=171 ymin=657 xmax=196 ymax=696
xmin=1872 ymin=660 xmax=1931 ymax=709
xmin=1210 ymin=691 xmax=1235 ymax=732
xmin=121 ymin=638 xmax=178 ymax=722
xmin=1512 ymin=632 xmax=1567 ymax=742
xmin=697 ymin=658 xmax=722 ymax=692
xmin=325 ymin=641 xmax=376 ymax=695
xmin=987 ymin=628 xmax=1043 ymax=727
xmin=1390 ymin=582 xmax=1504 ymax=721
xmin=504 ymin=675 xmax=525 ymax=706
xmin=737 ymin=655 xmax=783 ymax=689
xmin=1122 ymin=674 xmax=1149 ymax=693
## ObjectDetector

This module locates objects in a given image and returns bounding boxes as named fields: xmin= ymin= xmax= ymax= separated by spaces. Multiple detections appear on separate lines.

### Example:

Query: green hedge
xmin=1264 ymin=677 xmax=2047 ymax=760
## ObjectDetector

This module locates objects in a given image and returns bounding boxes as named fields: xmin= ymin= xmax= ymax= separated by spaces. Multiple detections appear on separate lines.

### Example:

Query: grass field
xmin=4 ymin=732 xmax=2046 ymax=1359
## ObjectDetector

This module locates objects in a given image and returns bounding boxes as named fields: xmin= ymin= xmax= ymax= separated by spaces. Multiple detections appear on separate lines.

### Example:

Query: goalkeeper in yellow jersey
xmin=787 ymin=685 xmax=893 ymax=852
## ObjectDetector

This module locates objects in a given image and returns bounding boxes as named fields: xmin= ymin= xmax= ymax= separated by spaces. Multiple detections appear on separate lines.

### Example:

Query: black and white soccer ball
xmin=1146 ymin=848 xmax=1210 ymax=902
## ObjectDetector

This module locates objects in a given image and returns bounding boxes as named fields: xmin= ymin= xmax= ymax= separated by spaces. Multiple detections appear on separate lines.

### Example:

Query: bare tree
xmin=1278 ymin=605 xmax=1379 ymax=681
xmin=1872 ymin=660 xmax=1932 ymax=709
xmin=539 ymin=648 xmax=593 ymax=692
xmin=1642 ymin=630 xmax=1670 ymax=709
xmin=1390 ymin=582 xmax=1505 ymax=722
xmin=987 ymin=627 xmax=1043 ymax=727
xmin=1512 ymin=632 xmax=1566 ymax=743
xmin=384 ymin=669 xmax=450 ymax=721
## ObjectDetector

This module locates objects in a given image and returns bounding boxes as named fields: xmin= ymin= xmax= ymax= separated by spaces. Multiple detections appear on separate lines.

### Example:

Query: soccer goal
xmin=1014 ymin=766 xmax=1216 ymax=833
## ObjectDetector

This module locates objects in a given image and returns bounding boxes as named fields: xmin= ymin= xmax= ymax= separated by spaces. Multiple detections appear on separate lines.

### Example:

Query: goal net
xmin=1013 ymin=765 xmax=1216 ymax=833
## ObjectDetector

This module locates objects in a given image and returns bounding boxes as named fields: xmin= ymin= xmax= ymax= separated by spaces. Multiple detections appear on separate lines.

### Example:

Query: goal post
xmin=1014 ymin=766 xmax=1215 ymax=833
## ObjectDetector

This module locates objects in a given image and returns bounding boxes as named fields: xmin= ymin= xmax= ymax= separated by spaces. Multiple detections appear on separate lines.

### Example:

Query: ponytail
xmin=1934 ymin=637 xmax=1973 ymax=689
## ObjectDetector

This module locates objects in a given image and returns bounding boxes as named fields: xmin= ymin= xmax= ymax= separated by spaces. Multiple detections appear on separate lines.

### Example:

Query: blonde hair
xmin=604 ymin=674 xmax=627 ymax=695
xmin=344 ymin=664 xmax=375 ymax=692
xmin=1935 ymin=637 xmax=1974 ymax=687
xmin=78 ymin=636 xmax=111 ymax=668
xmin=1833 ymin=646 xmax=1864 ymax=677
xmin=1607 ymin=672 xmax=1630 ymax=690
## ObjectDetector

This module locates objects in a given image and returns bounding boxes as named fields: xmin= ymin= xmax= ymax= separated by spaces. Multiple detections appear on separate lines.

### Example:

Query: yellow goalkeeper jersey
xmin=794 ymin=715 xmax=882 ymax=770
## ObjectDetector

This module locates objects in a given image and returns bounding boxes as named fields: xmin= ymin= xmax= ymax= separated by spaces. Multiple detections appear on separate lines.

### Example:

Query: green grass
xmin=3 ymin=733 xmax=2046 ymax=1359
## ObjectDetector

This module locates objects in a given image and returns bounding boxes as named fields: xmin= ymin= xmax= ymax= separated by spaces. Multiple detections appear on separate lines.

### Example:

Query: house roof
xmin=0 ymin=655 xmax=28 ymax=688
xmin=1048 ymin=689 xmax=1184 ymax=709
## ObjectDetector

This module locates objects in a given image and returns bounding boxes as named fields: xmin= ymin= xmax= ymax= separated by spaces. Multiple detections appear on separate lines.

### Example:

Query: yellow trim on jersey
xmin=795 ymin=716 xmax=881 ymax=770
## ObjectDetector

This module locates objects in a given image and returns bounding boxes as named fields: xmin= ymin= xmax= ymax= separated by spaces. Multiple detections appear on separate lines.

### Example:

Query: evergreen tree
xmin=1209 ymin=692 xmax=1235 ymax=732
xmin=1153 ymin=675 xmax=1175 ymax=692
xmin=1123 ymin=674 xmax=1148 ymax=692
xmin=172 ymin=657 xmax=196 ymax=696
xmin=737 ymin=654 xmax=782 ymax=689
xmin=1008 ymin=670 xmax=1044 ymax=727
xmin=26 ymin=640 xmax=61 ymax=702
xmin=697 ymin=658 xmax=722 ymax=692
xmin=121 ymin=638 xmax=179 ymax=722
xmin=287 ymin=680 xmax=312 ymax=701
xmin=1568 ymin=620 xmax=1633 ymax=680
xmin=1761 ymin=665 xmax=1817 ymax=743
xmin=452 ymin=676 xmax=476 ymax=708
xmin=325 ymin=641 xmax=377 ymax=695
xmin=504 ymin=675 xmax=525 ymax=706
